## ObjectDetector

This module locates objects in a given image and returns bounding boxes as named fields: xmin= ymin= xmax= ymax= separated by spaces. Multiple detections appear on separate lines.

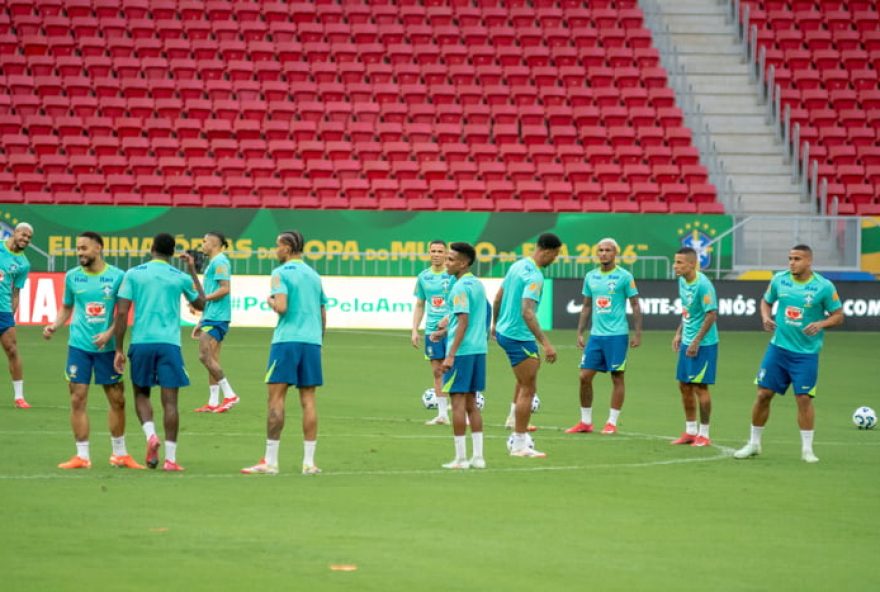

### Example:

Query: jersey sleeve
xmin=823 ymin=282 xmax=842 ymax=314
xmin=112 ymin=269 xmax=124 ymax=297
xmin=270 ymin=269 xmax=287 ymax=296
xmin=701 ymin=279 xmax=718 ymax=312
xmin=451 ymin=285 xmax=470 ymax=315
xmin=13 ymin=259 xmax=29 ymax=289
xmin=413 ymin=274 xmax=425 ymax=300
xmin=624 ymin=271 xmax=639 ymax=298
xmin=763 ymin=275 xmax=778 ymax=304
xmin=581 ymin=273 xmax=592 ymax=298
xmin=62 ymin=272 xmax=74 ymax=307
xmin=182 ymin=275 xmax=199 ymax=303
xmin=118 ymin=272 xmax=133 ymax=300
xmin=213 ymin=260 xmax=231 ymax=282
xmin=523 ymin=273 xmax=543 ymax=302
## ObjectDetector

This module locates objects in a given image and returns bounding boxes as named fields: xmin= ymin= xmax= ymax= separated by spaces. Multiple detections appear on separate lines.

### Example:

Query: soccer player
xmin=44 ymin=231 xmax=143 ymax=469
xmin=1 ymin=222 xmax=33 ymax=408
xmin=193 ymin=231 xmax=239 ymax=414
xmin=734 ymin=245 xmax=843 ymax=463
xmin=411 ymin=240 xmax=452 ymax=425
xmin=113 ymin=233 xmax=206 ymax=472
xmin=242 ymin=230 xmax=327 ymax=476
xmin=439 ymin=242 xmax=488 ymax=470
xmin=566 ymin=238 xmax=642 ymax=436
xmin=493 ymin=233 xmax=562 ymax=458
xmin=669 ymin=247 xmax=718 ymax=447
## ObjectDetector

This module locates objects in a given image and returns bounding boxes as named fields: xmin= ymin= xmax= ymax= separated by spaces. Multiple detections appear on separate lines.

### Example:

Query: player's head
xmin=446 ymin=242 xmax=475 ymax=278
xmin=9 ymin=222 xmax=33 ymax=252
xmin=151 ymin=232 xmax=176 ymax=259
xmin=596 ymin=237 xmax=619 ymax=266
xmin=76 ymin=231 xmax=104 ymax=268
xmin=534 ymin=233 xmax=562 ymax=268
xmin=202 ymin=231 xmax=228 ymax=255
xmin=673 ymin=247 xmax=698 ymax=278
xmin=789 ymin=244 xmax=813 ymax=276
xmin=277 ymin=230 xmax=304 ymax=262
xmin=428 ymin=239 xmax=447 ymax=268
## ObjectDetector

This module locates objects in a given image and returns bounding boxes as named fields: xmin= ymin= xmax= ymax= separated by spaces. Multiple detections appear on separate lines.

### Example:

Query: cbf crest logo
xmin=607 ymin=280 xmax=617 ymax=294
xmin=102 ymin=284 xmax=114 ymax=299
xmin=677 ymin=221 xmax=719 ymax=269
xmin=804 ymin=292 xmax=814 ymax=308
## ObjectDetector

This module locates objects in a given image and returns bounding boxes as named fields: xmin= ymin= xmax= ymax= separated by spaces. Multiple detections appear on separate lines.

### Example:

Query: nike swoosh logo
xmin=567 ymin=300 xmax=583 ymax=314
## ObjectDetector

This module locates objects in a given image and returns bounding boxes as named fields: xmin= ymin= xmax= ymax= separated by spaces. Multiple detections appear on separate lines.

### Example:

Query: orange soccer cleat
xmin=564 ymin=422 xmax=594 ymax=434
xmin=110 ymin=454 xmax=145 ymax=469
xmin=670 ymin=433 xmax=697 ymax=445
xmin=58 ymin=456 xmax=91 ymax=469
xmin=14 ymin=398 xmax=31 ymax=409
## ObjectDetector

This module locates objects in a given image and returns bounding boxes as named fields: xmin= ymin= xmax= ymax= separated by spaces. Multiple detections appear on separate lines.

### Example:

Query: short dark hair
xmin=676 ymin=247 xmax=698 ymax=258
xmin=279 ymin=230 xmax=304 ymax=254
xmin=536 ymin=232 xmax=562 ymax=250
xmin=429 ymin=239 xmax=446 ymax=248
xmin=152 ymin=233 xmax=176 ymax=257
xmin=449 ymin=241 xmax=476 ymax=266
xmin=206 ymin=231 xmax=228 ymax=249
xmin=78 ymin=231 xmax=103 ymax=247
xmin=792 ymin=244 xmax=812 ymax=254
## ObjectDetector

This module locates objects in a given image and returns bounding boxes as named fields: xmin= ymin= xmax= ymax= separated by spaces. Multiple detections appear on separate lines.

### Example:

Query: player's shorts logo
xmin=785 ymin=306 xmax=803 ymax=321
xmin=757 ymin=368 xmax=766 ymax=381
xmin=596 ymin=296 xmax=611 ymax=309
xmin=68 ymin=365 xmax=78 ymax=379
xmin=431 ymin=296 xmax=445 ymax=308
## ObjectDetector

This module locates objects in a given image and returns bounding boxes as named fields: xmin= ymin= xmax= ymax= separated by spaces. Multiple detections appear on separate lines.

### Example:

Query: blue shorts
xmin=424 ymin=334 xmax=447 ymax=361
xmin=581 ymin=334 xmax=629 ymax=373
xmin=443 ymin=353 xmax=486 ymax=394
xmin=66 ymin=346 xmax=122 ymax=385
xmin=265 ymin=342 xmax=323 ymax=387
xmin=129 ymin=344 xmax=190 ymax=389
xmin=0 ymin=311 xmax=14 ymax=337
xmin=496 ymin=332 xmax=539 ymax=367
xmin=676 ymin=343 xmax=718 ymax=385
xmin=200 ymin=320 xmax=230 ymax=343
xmin=757 ymin=343 xmax=819 ymax=397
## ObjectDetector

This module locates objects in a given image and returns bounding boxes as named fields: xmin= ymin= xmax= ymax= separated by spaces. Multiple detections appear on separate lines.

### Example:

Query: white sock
xmin=165 ymin=441 xmax=176 ymax=463
xmin=437 ymin=395 xmax=449 ymax=418
xmin=110 ymin=436 xmax=126 ymax=456
xmin=699 ymin=424 xmax=710 ymax=439
xmin=454 ymin=435 xmax=467 ymax=460
xmin=142 ymin=421 xmax=157 ymax=440
xmin=580 ymin=407 xmax=593 ymax=425
xmin=471 ymin=432 xmax=483 ymax=459
xmin=509 ymin=402 xmax=516 ymax=418
xmin=749 ymin=425 xmax=764 ymax=446
xmin=685 ymin=421 xmax=698 ymax=436
xmin=512 ymin=432 xmax=527 ymax=450
xmin=265 ymin=439 xmax=280 ymax=466
xmin=218 ymin=377 xmax=235 ymax=398
xmin=303 ymin=440 xmax=317 ymax=466
xmin=608 ymin=408 xmax=621 ymax=426
xmin=800 ymin=430 xmax=814 ymax=453
xmin=208 ymin=385 xmax=220 ymax=407
xmin=12 ymin=380 xmax=24 ymax=400
xmin=76 ymin=441 xmax=90 ymax=460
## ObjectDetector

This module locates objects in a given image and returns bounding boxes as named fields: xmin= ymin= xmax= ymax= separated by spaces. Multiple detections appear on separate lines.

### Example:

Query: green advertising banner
xmin=0 ymin=205 xmax=732 ymax=278
xmin=862 ymin=217 xmax=880 ymax=277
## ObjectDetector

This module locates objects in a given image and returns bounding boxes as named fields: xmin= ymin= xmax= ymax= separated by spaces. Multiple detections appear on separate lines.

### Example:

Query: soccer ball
xmin=531 ymin=394 xmax=541 ymax=413
xmin=852 ymin=406 xmax=877 ymax=430
xmin=421 ymin=388 xmax=438 ymax=410
xmin=475 ymin=391 xmax=485 ymax=410
xmin=506 ymin=433 xmax=535 ymax=453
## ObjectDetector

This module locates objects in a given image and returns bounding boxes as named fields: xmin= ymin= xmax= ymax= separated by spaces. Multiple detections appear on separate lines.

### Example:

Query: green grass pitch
xmin=1 ymin=327 xmax=877 ymax=591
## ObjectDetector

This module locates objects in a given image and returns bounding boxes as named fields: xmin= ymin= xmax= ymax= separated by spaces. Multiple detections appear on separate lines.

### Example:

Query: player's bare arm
xmin=760 ymin=299 xmax=776 ymax=332
xmin=112 ymin=298 xmax=131 ymax=373
xmin=576 ymin=296 xmax=592 ymax=349
xmin=205 ymin=279 xmax=230 ymax=302
xmin=522 ymin=298 xmax=556 ymax=363
xmin=687 ymin=310 xmax=717 ymax=357
xmin=804 ymin=308 xmax=844 ymax=336
xmin=672 ymin=323 xmax=683 ymax=352
xmin=179 ymin=251 xmax=207 ymax=311
xmin=629 ymin=297 xmax=642 ymax=348
xmin=411 ymin=299 xmax=425 ymax=348
xmin=441 ymin=312 xmax=468 ymax=373
xmin=490 ymin=287 xmax=503 ymax=340
xmin=43 ymin=304 xmax=73 ymax=340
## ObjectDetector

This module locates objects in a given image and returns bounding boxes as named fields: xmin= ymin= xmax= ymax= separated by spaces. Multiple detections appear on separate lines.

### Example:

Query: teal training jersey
xmin=270 ymin=259 xmax=327 ymax=346
xmin=203 ymin=253 xmax=232 ymax=322
xmin=764 ymin=271 xmax=841 ymax=355
xmin=446 ymin=273 xmax=488 ymax=356
xmin=414 ymin=267 xmax=451 ymax=333
xmin=63 ymin=264 xmax=124 ymax=353
xmin=118 ymin=260 xmax=200 ymax=346
xmin=0 ymin=241 xmax=30 ymax=313
xmin=582 ymin=266 xmax=639 ymax=336
xmin=495 ymin=258 xmax=544 ymax=342
xmin=678 ymin=272 xmax=719 ymax=346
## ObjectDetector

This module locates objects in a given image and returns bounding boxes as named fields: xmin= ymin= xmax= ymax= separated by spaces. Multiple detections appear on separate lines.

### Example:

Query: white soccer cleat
xmin=801 ymin=451 xmax=820 ymax=464
xmin=469 ymin=457 xmax=486 ymax=469
xmin=442 ymin=459 xmax=470 ymax=470
xmin=241 ymin=460 xmax=279 ymax=475
xmin=733 ymin=442 xmax=762 ymax=459
xmin=504 ymin=416 xmax=515 ymax=430
xmin=302 ymin=464 xmax=322 ymax=475
xmin=509 ymin=447 xmax=547 ymax=459
xmin=425 ymin=415 xmax=449 ymax=426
